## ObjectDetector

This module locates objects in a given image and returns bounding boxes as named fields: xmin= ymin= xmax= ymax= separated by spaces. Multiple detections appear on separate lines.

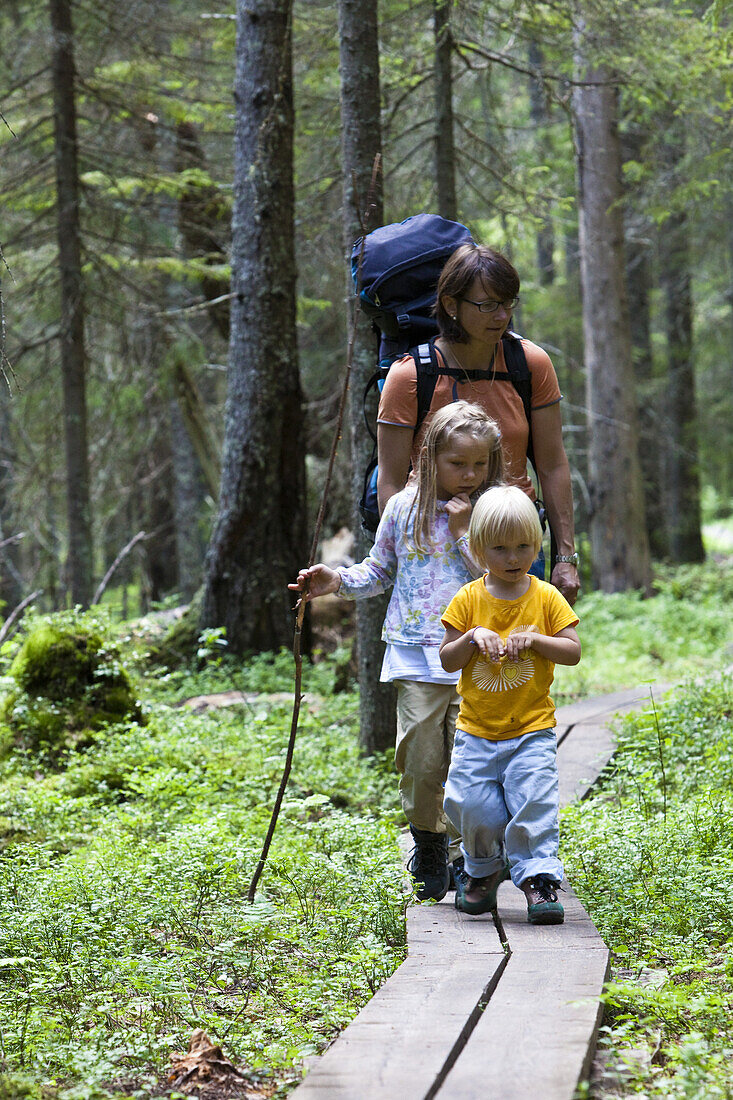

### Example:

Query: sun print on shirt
xmin=471 ymin=625 xmax=538 ymax=692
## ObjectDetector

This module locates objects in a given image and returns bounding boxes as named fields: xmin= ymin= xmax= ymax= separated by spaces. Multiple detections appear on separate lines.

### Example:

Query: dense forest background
xmin=1 ymin=0 xmax=731 ymax=640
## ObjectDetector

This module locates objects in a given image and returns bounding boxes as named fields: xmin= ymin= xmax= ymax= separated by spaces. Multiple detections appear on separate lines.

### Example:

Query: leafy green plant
xmin=552 ymin=561 xmax=732 ymax=703
xmin=0 ymin=564 xmax=730 ymax=1097
xmin=563 ymin=673 xmax=733 ymax=1098
xmin=0 ymin=633 xmax=406 ymax=1096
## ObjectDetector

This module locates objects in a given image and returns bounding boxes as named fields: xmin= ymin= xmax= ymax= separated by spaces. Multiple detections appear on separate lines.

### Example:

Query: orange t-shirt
xmin=377 ymin=339 xmax=561 ymax=497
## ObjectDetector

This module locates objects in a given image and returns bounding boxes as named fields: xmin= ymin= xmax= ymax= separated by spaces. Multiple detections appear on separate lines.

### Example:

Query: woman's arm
xmin=376 ymin=423 xmax=414 ymax=515
xmin=530 ymin=402 xmax=580 ymax=605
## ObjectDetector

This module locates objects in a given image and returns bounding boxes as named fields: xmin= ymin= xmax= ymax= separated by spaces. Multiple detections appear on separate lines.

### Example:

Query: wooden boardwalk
xmin=293 ymin=685 xmax=664 ymax=1099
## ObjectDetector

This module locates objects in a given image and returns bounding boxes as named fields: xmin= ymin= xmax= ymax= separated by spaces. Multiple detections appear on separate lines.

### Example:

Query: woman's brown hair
xmin=434 ymin=243 xmax=520 ymax=344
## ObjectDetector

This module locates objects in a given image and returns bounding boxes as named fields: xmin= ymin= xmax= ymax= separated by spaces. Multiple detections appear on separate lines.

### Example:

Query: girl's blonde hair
xmin=411 ymin=401 xmax=504 ymax=553
xmin=468 ymin=485 xmax=543 ymax=566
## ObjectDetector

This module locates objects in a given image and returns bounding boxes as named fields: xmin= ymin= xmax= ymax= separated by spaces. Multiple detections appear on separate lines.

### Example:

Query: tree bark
xmin=338 ymin=0 xmax=395 ymax=755
xmin=169 ymin=399 xmax=207 ymax=602
xmin=622 ymin=126 xmax=667 ymax=558
xmin=572 ymin=52 xmax=651 ymax=592
xmin=49 ymin=0 xmax=93 ymax=607
xmin=0 ymin=400 xmax=23 ymax=612
xmin=434 ymin=0 xmax=457 ymax=221
xmin=657 ymin=144 xmax=705 ymax=562
xmin=201 ymin=0 xmax=307 ymax=654
xmin=528 ymin=41 xmax=555 ymax=285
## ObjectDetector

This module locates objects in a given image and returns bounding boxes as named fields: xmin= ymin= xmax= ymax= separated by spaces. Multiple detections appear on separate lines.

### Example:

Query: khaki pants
xmin=394 ymin=679 xmax=462 ymax=860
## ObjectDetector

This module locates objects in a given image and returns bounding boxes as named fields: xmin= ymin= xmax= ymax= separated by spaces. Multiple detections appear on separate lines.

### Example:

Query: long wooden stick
xmin=246 ymin=155 xmax=382 ymax=905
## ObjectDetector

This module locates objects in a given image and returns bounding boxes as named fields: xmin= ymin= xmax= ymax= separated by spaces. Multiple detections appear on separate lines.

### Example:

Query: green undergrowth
xmin=552 ymin=561 xmax=733 ymax=704
xmin=0 ymin=616 xmax=406 ymax=1098
xmin=0 ymin=560 xmax=730 ymax=1098
xmin=563 ymin=672 xmax=733 ymax=1098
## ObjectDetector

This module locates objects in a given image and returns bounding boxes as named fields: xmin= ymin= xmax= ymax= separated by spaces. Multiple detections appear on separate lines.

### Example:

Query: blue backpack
xmin=351 ymin=213 xmax=533 ymax=535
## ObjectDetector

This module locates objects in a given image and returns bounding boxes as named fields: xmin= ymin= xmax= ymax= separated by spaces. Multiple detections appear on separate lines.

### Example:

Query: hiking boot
xmin=520 ymin=875 xmax=564 ymax=924
xmin=407 ymin=827 xmax=449 ymax=902
xmin=447 ymin=855 xmax=465 ymax=892
xmin=455 ymin=862 xmax=510 ymax=915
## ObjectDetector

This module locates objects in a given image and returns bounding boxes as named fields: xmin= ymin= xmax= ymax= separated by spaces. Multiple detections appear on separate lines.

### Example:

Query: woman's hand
xmin=445 ymin=492 xmax=473 ymax=539
xmin=287 ymin=564 xmax=341 ymax=601
xmin=550 ymin=562 xmax=580 ymax=605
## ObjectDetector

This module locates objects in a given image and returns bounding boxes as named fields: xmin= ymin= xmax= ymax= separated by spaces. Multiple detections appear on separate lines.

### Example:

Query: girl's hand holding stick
xmin=288 ymin=564 xmax=341 ymax=602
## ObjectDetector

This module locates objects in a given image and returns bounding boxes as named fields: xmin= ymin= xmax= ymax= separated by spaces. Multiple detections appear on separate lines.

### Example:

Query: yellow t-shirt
xmin=441 ymin=576 xmax=579 ymax=741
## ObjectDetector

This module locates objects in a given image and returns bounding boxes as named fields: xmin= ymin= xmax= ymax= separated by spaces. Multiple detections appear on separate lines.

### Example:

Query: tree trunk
xmin=49 ymin=0 xmax=93 ymax=607
xmin=338 ymin=0 xmax=395 ymax=755
xmin=528 ymin=41 xmax=555 ymax=285
xmin=657 ymin=149 xmax=705 ymax=562
xmin=622 ymin=127 xmax=667 ymax=558
xmin=201 ymin=0 xmax=307 ymax=654
xmin=169 ymin=399 xmax=207 ymax=602
xmin=434 ymin=0 xmax=457 ymax=221
xmin=572 ymin=52 xmax=651 ymax=592
xmin=0 ymin=401 xmax=23 ymax=612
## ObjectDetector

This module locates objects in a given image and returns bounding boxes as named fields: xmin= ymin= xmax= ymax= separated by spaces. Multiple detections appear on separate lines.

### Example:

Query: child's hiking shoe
xmin=407 ymin=827 xmax=449 ymax=902
xmin=520 ymin=875 xmax=564 ymax=924
xmin=454 ymin=862 xmax=510 ymax=915
xmin=447 ymin=855 xmax=465 ymax=892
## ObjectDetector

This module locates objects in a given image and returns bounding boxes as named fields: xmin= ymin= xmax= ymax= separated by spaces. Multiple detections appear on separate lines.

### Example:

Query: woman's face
xmin=445 ymin=276 xmax=514 ymax=348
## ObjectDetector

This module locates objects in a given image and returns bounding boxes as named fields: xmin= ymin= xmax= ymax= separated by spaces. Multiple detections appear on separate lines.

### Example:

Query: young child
xmin=439 ymin=485 xmax=581 ymax=924
xmin=289 ymin=402 xmax=505 ymax=902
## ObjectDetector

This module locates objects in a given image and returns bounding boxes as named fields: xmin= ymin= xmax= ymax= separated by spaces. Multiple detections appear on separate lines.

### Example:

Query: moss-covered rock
xmin=1 ymin=615 xmax=144 ymax=755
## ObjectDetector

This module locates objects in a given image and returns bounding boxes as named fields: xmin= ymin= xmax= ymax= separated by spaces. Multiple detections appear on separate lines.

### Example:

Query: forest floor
xmin=0 ymin=555 xmax=731 ymax=1099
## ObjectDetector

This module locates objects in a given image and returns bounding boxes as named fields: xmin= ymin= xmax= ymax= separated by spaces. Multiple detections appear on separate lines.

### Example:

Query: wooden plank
xmin=494 ymin=879 xmax=606 ymax=947
xmin=294 ymin=685 xmax=662 ymax=1097
xmin=434 ymin=946 xmax=609 ymax=1100
xmin=407 ymin=890 xmax=505 ymax=956
xmin=557 ymin=720 xmax=617 ymax=805
xmin=293 ymin=950 xmax=507 ymax=1098
xmin=554 ymin=684 xmax=670 ymax=729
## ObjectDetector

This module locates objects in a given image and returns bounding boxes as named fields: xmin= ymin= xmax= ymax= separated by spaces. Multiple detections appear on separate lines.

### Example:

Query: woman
xmin=376 ymin=242 xmax=580 ymax=605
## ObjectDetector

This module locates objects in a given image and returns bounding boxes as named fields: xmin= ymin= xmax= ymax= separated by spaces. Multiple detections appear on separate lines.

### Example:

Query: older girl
xmin=290 ymin=401 xmax=504 ymax=901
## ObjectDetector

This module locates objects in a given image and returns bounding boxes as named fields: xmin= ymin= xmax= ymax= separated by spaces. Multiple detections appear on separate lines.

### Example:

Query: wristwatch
xmin=554 ymin=552 xmax=579 ymax=566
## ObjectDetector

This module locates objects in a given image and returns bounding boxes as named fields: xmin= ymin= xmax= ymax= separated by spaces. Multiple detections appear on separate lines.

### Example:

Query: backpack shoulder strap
xmin=501 ymin=332 xmax=531 ymax=424
xmin=412 ymin=340 xmax=444 ymax=434
xmin=409 ymin=334 xmax=534 ymax=455
xmin=501 ymin=333 xmax=539 ymax=478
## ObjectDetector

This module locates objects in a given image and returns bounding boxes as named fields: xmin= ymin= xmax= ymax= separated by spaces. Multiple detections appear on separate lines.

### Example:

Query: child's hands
xmin=470 ymin=627 xmax=505 ymax=663
xmin=445 ymin=493 xmax=473 ymax=539
xmin=288 ymin=564 xmax=341 ymax=601
xmin=503 ymin=631 xmax=536 ymax=661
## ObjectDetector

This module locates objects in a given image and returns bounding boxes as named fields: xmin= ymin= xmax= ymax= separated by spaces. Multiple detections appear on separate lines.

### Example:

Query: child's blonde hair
xmin=468 ymin=485 xmax=543 ymax=565
xmin=411 ymin=401 xmax=504 ymax=553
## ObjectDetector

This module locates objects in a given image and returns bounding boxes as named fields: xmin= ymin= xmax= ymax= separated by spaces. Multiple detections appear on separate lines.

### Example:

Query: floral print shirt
xmin=337 ymin=488 xmax=482 ymax=646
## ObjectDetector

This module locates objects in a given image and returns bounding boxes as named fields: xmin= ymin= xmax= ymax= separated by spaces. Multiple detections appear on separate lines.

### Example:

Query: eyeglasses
xmin=461 ymin=296 xmax=520 ymax=314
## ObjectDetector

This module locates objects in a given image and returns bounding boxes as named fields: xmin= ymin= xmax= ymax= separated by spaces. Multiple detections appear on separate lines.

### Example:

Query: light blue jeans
xmin=444 ymin=726 xmax=563 ymax=887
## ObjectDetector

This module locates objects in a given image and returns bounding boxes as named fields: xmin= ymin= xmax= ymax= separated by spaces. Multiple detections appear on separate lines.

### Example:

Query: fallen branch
xmin=246 ymin=154 xmax=382 ymax=905
xmin=0 ymin=588 xmax=43 ymax=646
xmin=91 ymin=530 xmax=147 ymax=606
xmin=0 ymin=532 xmax=25 ymax=552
